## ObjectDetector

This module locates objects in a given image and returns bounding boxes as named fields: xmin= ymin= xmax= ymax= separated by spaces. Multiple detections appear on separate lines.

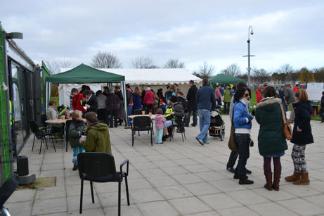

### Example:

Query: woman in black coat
xmin=285 ymin=89 xmax=313 ymax=185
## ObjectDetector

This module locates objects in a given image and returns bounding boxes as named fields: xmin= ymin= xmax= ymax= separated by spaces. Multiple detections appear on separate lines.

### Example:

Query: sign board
xmin=306 ymin=82 xmax=324 ymax=102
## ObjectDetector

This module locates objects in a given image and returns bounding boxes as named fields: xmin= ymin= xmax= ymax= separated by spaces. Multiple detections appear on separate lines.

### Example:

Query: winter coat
xmin=106 ymin=93 xmax=120 ymax=112
xmin=177 ymin=96 xmax=188 ymax=112
xmin=143 ymin=90 xmax=155 ymax=105
xmin=255 ymin=97 xmax=287 ymax=156
xmin=72 ymin=93 xmax=85 ymax=112
xmin=197 ymin=86 xmax=216 ymax=111
xmin=126 ymin=90 xmax=133 ymax=106
xmin=223 ymin=88 xmax=231 ymax=103
xmin=215 ymin=88 xmax=222 ymax=100
xmin=284 ymin=88 xmax=295 ymax=105
xmin=68 ymin=120 xmax=86 ymax=148
xmin=186 ymin=85 xmax=198 ymax=111
xmin=233 ymin=101 xmax=253 ymax=130
xmin=155 ymin=114 xmax=165 ymax=129
xmin=173 ymin=102 xmax=185 ymax=117
xmin=256 ymin=89 xmax=263 ymax=103
xmin=291 ymin=101 xmax=314 ymax=145
xmin=96 ymin=94 xmax=107 ymax=110
xmin=86 ymin=94 xmax=98 ymax=113
xmin=133 ymin=93 xmax=142 ymax=110
xmin=82 ymin=123 xmax=112 ymax=153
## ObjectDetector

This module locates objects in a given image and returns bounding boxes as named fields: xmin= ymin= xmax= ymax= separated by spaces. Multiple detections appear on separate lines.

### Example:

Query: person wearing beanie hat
xmin=81 ymin=112 xmax=111 ymax=153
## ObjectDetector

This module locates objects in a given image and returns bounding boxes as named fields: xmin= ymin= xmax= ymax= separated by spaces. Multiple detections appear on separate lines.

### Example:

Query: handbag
xmin=228 ymin=124 xmax=237 ymax=151
xmin=228 ymin=106 xmax=237 ymax=151
xmin=280 ymin=104 xmax=292 ymax=140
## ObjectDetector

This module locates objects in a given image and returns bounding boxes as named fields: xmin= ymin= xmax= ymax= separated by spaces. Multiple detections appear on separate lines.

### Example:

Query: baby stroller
xmin=209 ymin=109 xmax=225 ymax=141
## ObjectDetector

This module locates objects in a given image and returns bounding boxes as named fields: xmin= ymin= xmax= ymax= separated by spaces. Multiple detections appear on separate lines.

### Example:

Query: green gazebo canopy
xmin=210 ymin=74 xmax=245 ymax=85
xmin=46 ymin=63 xmax=125 ymax=83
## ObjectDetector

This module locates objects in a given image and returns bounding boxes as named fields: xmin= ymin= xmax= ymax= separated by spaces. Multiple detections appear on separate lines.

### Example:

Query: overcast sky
xmin=1 ymin=0 xmax=324 ymax=74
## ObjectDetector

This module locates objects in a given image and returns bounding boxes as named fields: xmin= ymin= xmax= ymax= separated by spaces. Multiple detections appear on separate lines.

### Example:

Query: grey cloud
xmin=1 ymin=0 xmax=324 ymax=71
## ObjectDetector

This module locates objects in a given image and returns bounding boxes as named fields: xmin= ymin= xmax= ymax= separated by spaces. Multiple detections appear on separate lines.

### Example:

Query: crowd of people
xmin=226 ymin=82 xmax=314 ymax=191
xmin=46 ymin=81 xmax=318 ymax=190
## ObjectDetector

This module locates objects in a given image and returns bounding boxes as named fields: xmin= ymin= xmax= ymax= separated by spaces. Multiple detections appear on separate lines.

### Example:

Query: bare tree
xmin=193 ymin=62 xmax=215 ymax=79
xmin=252 ymin=68 xmax=271 ymax=84
xmin=132 ymin=57 xmax=158 ymax=68
xmin=91 ymin=51 xmax=122 ymax=68
xmin=278 ymin=64 xmax=294 ymax=74
xmin=164 ymin=59 xmax=185 ymax=68
xmin=44 ymin=60 xmax=74 ymax=74
xmin=221 ymin=64 xmax=241 ymax=77
xmin=277 ymin=64 xmax=294 ymax=82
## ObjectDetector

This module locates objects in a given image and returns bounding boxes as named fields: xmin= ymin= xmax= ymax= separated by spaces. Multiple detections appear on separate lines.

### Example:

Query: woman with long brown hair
xmin=285 ymin=89 xmax=313 ymax=185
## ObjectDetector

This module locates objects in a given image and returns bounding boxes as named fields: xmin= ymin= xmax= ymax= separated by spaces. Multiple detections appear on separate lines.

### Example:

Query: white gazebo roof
xmin=99 ymin=68 xmax=200 ymax=85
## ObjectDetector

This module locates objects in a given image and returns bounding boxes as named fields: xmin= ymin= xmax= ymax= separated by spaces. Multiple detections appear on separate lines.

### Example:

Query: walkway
xmin=6 ymin=116 xmax=324 ymax=216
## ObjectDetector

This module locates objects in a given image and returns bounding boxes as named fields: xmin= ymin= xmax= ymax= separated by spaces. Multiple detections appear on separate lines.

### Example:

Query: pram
xmin=209 ymin=109 xmax=225 ymax=141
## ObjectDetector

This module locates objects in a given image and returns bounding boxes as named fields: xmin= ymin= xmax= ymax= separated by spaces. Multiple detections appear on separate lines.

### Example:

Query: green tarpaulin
xmin=46 ymin=64 xmax=125 ymax=83
xmin=210 ymin=74 xmax=245 ymax=85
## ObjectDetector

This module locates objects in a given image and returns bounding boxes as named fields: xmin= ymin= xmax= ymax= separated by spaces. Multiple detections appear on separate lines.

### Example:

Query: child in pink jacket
xmin=155 ymin=108 xmax=165 ymax=144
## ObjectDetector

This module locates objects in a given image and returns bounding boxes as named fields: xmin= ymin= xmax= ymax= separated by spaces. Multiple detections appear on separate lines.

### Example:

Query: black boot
xmin=239 ymin=177 xmax=254 ymax=185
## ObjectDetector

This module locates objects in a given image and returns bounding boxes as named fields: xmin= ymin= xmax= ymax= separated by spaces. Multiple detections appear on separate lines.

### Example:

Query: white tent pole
xmin=121 ymin=81 xmax=127 ymax=126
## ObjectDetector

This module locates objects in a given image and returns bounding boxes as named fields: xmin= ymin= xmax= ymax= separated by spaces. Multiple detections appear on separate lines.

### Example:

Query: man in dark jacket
xmin=84 ymin=90 xmax=97 ymax=113
xmin=196 ymin=78 xmax=216 ymax=145
xmin=106 ymin=88 xmax=120 ymax=128
xmin=185 ymin=80 xmax=198 ymax=127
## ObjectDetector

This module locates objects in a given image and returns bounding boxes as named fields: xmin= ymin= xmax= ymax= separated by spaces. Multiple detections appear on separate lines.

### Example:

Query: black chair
xmin=30 ymin=121 xmax=56 ymax=154
xmin=131 ymin=116 xmax=153 ymax=146
xmin=77 ymin=153 xmax=130 ymax=215
xmin=169 ymin=115 xmax=186 ymax=142
xmin=132 ymin=109 xmax=142 ymax=115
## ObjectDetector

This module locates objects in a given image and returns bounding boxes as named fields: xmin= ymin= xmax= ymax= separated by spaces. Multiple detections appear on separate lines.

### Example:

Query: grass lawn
xmin=250 ymin=90 xmax=257 ymax=106
xmin=312 ymin=115 xmax=322 ymax=121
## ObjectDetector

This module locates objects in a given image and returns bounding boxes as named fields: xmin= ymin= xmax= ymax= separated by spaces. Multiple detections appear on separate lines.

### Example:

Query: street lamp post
xmin=245 ymin=25 xmax=254 ymax=87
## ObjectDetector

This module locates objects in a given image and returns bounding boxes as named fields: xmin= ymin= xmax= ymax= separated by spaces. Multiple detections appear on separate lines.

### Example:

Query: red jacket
xmin=293 ymin=86 xmax=299 ymax=93
xmin=143 ymin=90 xmax=154 ymax=105
xmin=256 ymin=89 xmax=263 ymax=104
xmin=72 ymin=93 xmax=85 ymax=112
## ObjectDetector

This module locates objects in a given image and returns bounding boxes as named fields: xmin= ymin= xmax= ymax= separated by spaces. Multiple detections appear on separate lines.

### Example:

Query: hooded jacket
xmin=68 ymin=120 xmax=86 ymax=148
xmin=291 ymin=101 xmax=314 ymax=145
xmin=233 ymin=100 xmax=253 ymax=131
xmin=83 ymin=123 xmax=111 ymax=153
xmin=255 ymin=97 xmax=287 ymax=156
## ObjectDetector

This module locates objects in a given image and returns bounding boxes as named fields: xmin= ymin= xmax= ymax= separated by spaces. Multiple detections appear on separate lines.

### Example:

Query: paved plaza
xmin=6 ymin=116 xmax=324 ymax=216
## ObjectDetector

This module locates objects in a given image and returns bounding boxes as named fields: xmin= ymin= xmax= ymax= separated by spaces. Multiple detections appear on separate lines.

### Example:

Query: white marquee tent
xmin=58 ymin=68 xmax=201 ymax=107
xmin=99 ymin=68 xmax=201 ymax=85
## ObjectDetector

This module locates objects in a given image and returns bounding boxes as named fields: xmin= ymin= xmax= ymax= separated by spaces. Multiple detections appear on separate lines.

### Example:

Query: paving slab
xmin=5 ymin=116 xmax=324 ymax=216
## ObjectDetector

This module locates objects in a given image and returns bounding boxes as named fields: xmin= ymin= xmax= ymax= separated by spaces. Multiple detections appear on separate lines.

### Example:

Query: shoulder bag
xmin=280 ymin=104 xmax=292 ymax=140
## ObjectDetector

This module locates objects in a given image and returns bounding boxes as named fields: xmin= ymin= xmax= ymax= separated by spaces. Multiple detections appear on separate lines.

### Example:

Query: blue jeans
xmin=155 ymin=128 xmax=163 ymax=144
xmin=127 ymin=105 xmax=133 ymax=126
xmin=72 ymin=146 xmax=85 ymax=166
xmin=197 ymin=109 xmax=211 ymax=143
